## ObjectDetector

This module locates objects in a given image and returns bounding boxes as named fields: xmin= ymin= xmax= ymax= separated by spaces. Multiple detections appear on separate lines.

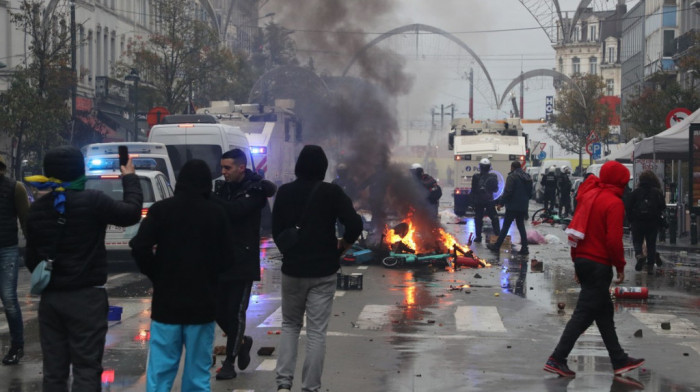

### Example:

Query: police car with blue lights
xmin=83 ymin=143 xmax=175 ymax=251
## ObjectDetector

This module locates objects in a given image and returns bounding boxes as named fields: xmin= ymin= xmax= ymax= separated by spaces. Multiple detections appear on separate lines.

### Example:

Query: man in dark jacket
xmin=130 ymin=159 xmax=234 ymax=391
xmin=410 ymin=163 xmax=442 ymax=220
xmin=624 ymin=170 xmax=666 ymax=275
xmin=471 ymin=158 xmax=500 ymax=242
xmin=558 ymin=166 xmax=573 ymax=217
xmin=272 ymin=145 xmax=362 ymax=392
xmin=541 ymin=166 xmax=558 ymax=212
xmin=0 ymin=155 xmax=29 ymax=365
xmin=25 ymin=146 xmax=142 ymax=391
xmin=213 ymin=148 xmax=276 ymax=380
xmin=488 ymin=161 xmax=532 ymax=255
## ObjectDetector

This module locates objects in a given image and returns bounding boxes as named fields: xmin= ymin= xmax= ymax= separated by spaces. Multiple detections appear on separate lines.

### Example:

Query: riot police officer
xmin=471 ymin=158 xmax=501 ymax=242
xmin=541 ymin=165 xmax=559 ymax=212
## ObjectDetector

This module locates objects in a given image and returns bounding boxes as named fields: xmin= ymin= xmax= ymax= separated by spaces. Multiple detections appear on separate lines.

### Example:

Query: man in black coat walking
xmin=488 ymin=161 xmax=532 ymax=255
xmin=272 ymin=145 xmax=362 ymax=392
xmin=26 ymin=146 xmax=142 ymax=391
xmin=213 ymin=148 xmax=276 ymax=380
xmin=130 ymin=159 xmax=234 ymax=390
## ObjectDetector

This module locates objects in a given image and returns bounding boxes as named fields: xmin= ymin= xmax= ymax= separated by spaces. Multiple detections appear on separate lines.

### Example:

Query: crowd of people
xmin=0 ymin=143 xmax=671 ymax=390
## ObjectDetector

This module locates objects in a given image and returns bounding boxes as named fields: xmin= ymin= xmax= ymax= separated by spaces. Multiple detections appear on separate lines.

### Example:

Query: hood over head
xmin=295 ymin=145 xmax=328 ymax=181
xmin=175 ymin=159 xmax=212 ymax=197
xmin=599 ymin=161 xmax=629 ymax=191
xmin=44 ymin=146 xmax=85 ymax=182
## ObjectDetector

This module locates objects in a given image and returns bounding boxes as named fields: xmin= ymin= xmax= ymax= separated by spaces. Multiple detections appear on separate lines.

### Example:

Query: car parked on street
xmin=85 ymin=170 xmax=173 ymax=251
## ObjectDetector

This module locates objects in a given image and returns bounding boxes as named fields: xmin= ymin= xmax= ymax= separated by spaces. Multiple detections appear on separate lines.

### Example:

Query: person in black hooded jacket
xmin=130 ymin=159 xmax=234 ymax=391
xmin=624 ymin=170 xmax=666 ymax=275
xmin=489 ymin=161 xmax=533 ymax=255
xmin=25 ymin=146 xmax=142 ymax=391
xmin=212 ymin=148 xmax=276 ymax=380
xmin=272 ymin=145 xmax=362 ymax=392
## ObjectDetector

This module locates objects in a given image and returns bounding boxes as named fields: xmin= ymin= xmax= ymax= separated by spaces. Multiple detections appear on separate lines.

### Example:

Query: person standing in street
xmin=213 ymin=148 xmax=276 ymax=380
xmin=541 ymin=165 xmax=559 ymax=212
xmin=25 ymin=146 xmax=142 ymax=390
xmin=558 ymin=166 xmax=573 ymax=217
xmin=488 ymin=161 xmax=532 ymax=256
xmin=470 ymin=158 xmax=500 ymax=242
xmin=272 ymin=145 xmax=362 ymax=392
xmin=544 ymin=161 xmax=644 ymax=378
xmin=624 ymin=170 xmax=665 ymax=275
xmin=410 ymin=163 xmax=442 ymax=220
xmin=0 ymin=155 xmax=29 ymax=365
xmin=130 ymin=159 xmax=234 ymax=392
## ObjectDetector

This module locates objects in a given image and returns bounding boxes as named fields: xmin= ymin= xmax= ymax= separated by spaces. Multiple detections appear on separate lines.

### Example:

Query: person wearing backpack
xmin=488 ymin=161 xmax=533 ymax=255
xmin=625 ymin=170 xmax=666 ymax=275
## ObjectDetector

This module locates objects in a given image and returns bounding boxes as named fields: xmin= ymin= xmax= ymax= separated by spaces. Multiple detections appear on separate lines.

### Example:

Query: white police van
xmin=147 ymin=114 xmax=253 ymax=183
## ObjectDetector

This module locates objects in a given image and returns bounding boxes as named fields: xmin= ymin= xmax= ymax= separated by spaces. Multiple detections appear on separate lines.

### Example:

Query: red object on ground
xmin=454 ymin=256 xmax=481 ymax=268
xmin=613 ymin=287 xmax=649 ymax=300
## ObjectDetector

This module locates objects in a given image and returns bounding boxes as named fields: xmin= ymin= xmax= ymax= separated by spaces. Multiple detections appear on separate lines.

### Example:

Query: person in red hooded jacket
xmin=544 ymin=161 xmax=644 ymax=379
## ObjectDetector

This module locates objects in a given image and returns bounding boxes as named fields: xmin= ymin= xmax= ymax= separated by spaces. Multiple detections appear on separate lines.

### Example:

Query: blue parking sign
xmin=591 ymin=142 xmax=602 ymax=160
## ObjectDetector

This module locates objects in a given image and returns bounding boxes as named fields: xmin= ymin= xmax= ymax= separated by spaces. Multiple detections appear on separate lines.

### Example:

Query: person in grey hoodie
xmin=488 ymin=161 xmax=533 ymax=255
xmin=272 ymin=145 xmax=362 ymax=392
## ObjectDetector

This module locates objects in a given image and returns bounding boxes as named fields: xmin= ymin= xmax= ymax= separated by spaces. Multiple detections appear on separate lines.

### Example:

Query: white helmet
xmin=562 ymin=166 xmax=571 ymax=174
xmin=479 ymin=158 xmax=490 ymax=165
xmin=410 ymin=163 xmax=422 ymax=170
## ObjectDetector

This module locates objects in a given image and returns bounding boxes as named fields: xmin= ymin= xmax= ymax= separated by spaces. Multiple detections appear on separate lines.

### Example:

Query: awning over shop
xmin=76 ymin=115 xmax=118 ymax=140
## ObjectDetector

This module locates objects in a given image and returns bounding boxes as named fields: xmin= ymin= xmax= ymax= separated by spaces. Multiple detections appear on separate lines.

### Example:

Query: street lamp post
xmin=125 ymin=68 xmax=140 ymax=142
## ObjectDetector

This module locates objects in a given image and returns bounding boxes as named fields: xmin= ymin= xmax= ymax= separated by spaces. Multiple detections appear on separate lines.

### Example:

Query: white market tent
xmin=597 ymin=138 xmax=637 ymax=163
xmin=633 ymin=107 xmax=700 ymax=160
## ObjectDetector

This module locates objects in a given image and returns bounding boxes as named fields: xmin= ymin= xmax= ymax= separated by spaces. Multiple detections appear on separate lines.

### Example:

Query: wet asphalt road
xmin=1 ymin=202 xmax=700 ymax=392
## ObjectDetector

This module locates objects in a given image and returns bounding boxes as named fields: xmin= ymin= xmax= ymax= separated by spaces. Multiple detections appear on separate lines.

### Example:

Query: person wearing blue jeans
xmin=0 ymin=154 xmax=29 ymax=365
xmin=130 ymin=159 xmax=234 ymax=392
xmin=147 ymin=321 xmax=215 ymax=391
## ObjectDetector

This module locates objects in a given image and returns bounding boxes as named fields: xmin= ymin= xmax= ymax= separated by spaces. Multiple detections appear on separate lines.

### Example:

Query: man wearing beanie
xmin=544 ymin=161 xmax=644 ymax=379
xmin=0 ymin=155 xmax=30 ymax=365
xmin=25 ymin=146 xmax=142 ymax=390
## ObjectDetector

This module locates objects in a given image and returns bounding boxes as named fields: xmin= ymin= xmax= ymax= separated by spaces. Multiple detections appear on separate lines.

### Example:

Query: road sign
xmin=591 ymin=142 xmax=602 ymax=160
xmin=532 ymin=142 xmax=546 ymax=156
xmin=585 ymin=141 xmax=593 ymax=155
xmin=665 ymin=107 xmax=692 ymax=128
xmin=586 ymin=130 xmax=599 ymax=143
xmin=538 ymin=151 xmax=547 ymax=160
xmin=545 ymin=96 xmax=554 ymax=114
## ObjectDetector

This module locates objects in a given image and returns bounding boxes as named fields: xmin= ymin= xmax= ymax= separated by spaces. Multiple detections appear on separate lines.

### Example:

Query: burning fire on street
xmin=382 ymin=213 xmax=489 ymax=269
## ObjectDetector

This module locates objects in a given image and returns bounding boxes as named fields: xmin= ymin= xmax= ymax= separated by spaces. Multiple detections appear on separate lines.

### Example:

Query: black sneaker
xmin=215 ymin=359 xmax=237 ymax=380
xmin=486 ymin=244 xmax=500 ymax=253
xmin=2 ymin=347 xmax=23 ymax=365
xmin=634 ymin=256 xmax=646 ymax=272
xmin=518 ymin=248 xmax=529 ymax=256
xmin=238 ymin=335 xmax=253 ymax=370
xmin=647 ymin=264 xmax=654 ymax=276
xmin=655 ymin=253 xmax=662 ymax=267
xmin=613 ymin=357 xmax=645 ymax=375
xmin=543 ymin=356 xmax=576 ymax=377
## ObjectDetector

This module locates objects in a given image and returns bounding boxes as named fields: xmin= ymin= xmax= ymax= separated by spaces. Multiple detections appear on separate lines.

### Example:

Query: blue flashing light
xmin=251 ymin=146 xmax=267 ymax=154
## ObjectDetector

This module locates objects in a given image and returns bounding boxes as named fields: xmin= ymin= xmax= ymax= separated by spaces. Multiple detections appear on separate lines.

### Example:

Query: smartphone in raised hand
xmin=118 ymin=145 xmax=129 ymax=167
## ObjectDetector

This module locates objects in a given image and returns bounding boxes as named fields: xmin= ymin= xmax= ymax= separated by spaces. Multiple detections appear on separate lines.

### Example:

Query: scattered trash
xmin=544 ymin=234 xmax=561 ymax=244
xmin=494 ymin=293 xmax=500 ymax=297
xmin=526 ymin=230 xmax=547 ymax=245
xmin=613 ymin=287 xmax=649 ymax=300
xmin=436 ymin=294 xmax=446 ymax=297
xmin=507 ymin=345 xmax=512 ymax=349
xmin=557 ymin=302 xmax=566 ymax=310
xmin=257 ymin=347 xmax=275 ymax=356
xmin=416 ymin=374 xmax=422 ymax=377
xmin=530 ymin=259 xmax=544 ymax=272
xmin=634 ymin=329 xmax=643 ymax=338
xmin=683 ymin=352 xmax=689 ymax=356
xmin=661 ymin=322 xmax=671 ymax=330
xmin=427 ymin=320 xmax=436 ymax=324
xmin=474 ymin=273 xmax=482 ymax=279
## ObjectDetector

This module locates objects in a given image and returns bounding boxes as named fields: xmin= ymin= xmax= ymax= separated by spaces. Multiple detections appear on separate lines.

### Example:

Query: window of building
xmin=589 ymin=25 xmax=597 ymax=41
xmin=574 ymin=26 xmax=580 ymax=42
xmin=572 ymin=57 xmax=580 ymax=74
xmin=559 ymin=57 xmax=564 ymax=72
xmin=88 ymin=31 xmax=93 ymax=81
xmin=606 ymin=79 xmax=614 ymax=96
xmin=589 ymin=57 xmax=597 ymax=75
xmin=607 ymin=46 xmax=616 ymax=63
xmin=663 ymin=30 xmax=676 ymax=57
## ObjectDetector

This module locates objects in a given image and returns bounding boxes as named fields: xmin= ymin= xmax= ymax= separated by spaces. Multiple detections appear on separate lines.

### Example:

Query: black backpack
xmin=634 ymin=189 xmax=658 ymax=221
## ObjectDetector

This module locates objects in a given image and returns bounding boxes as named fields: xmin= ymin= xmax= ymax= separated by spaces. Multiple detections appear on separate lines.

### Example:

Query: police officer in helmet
xmin=471 ymin=158 xmax=501 ymax=242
